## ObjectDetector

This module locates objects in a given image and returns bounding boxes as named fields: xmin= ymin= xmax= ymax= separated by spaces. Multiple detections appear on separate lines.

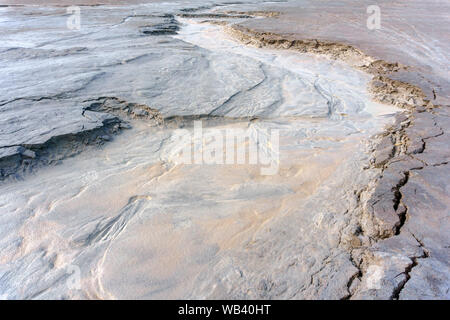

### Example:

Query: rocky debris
xmin=369 ymin=76 xmax=432 ymax=111
xmin=360 ymin=60 xmax=404 ymax=75
xmin=350 ymin=107 xmax=450 ymax=299
xmin=84 ymin=97 xmax=163 ymax=125
xmin=224 ymin=24 xmax=375 ymax=68
xmin=221 ymin=10 xmax=280 ymax=18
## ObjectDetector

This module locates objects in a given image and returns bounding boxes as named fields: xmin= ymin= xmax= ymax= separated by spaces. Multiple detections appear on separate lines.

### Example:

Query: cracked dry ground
xmin=348 ymin=106 xmax=450 ymax=299
xmin=213 ymin=0 xmax=450 ymax=299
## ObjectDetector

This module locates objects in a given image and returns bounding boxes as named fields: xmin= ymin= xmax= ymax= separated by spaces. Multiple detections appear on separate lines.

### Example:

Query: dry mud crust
xmin=139 ymin=14 xmax=180 ymax=36
xmin=221 ymin=10 xmax=280 ymax=18
xmin=0 ymin=117 xmax=121 ymax=181
xmin=223 ymin=24 xmax=433 ymax=113
xmin=84 ymin=97 xmax=163 ymax=124
xmin=0 ymin=97 xmax=162 ymax=181
xmin=369 ymin=76 xmax=432 ymax=111
xmin=224 ymin=25 xmax=375 ymax=69
xmin=178 ymin=13 xmax=254 ymax=19
xmin=223 ymin=20 xmax=449 ymax=299
xmin=351 ymin=106 xmax=449 ymax=299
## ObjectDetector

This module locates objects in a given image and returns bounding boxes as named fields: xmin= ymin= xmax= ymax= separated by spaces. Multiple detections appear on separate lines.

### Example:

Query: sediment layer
xmin=0 ymin=96 xmax=165 ymax=181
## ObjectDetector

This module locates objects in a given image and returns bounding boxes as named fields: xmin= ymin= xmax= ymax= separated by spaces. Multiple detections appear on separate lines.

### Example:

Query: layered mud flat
xmin=0 ymin=1 xmax=448 ymax=300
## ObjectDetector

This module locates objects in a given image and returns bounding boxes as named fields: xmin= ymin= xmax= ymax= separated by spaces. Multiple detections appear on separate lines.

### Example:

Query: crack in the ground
xmin=341 ymin=253 xmax=363 ymax=300
xmin=391 ymin=233 xmax=430 ymax=299
xmin=218 ymin=14 xmax=450 ymax=300
xmin=394 ymin=171 xmax=409 ymax=235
